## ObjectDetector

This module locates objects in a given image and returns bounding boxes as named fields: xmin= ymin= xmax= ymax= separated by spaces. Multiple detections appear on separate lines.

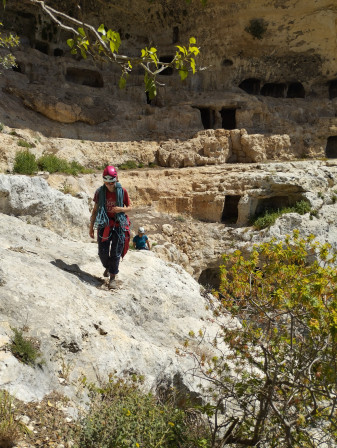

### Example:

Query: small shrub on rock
xmin=251 ymin=199 xmax=311 ymax=229
xmin=9 ymin=327 xmax=42 ymax=366
xmin=119 ymin=160 xmax=143 ymax=170
xmin=37 ymin=155 xmax=92 ymax=175
xmin=74 ymin=375 xmax=210 ymax=448
xmin=13 ymin=150 xmax=38 ymax=175
xmin=245 ymin=18 xmax=268 ymax=39
xmin=17 ymin=139 xmax=35 ymax=149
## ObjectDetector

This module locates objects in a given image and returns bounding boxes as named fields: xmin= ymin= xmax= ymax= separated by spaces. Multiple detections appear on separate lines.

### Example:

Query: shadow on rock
xmin=51 ymin=259 xmax=104 ymax=287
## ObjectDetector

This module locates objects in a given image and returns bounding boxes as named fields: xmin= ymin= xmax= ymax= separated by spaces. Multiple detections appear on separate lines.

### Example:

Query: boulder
xmin=0 ymin=174 xmax=90 ymax=240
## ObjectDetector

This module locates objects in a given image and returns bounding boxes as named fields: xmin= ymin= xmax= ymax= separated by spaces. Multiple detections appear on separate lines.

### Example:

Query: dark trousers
xmin=98 ymin=227 xmax=124 ymax=275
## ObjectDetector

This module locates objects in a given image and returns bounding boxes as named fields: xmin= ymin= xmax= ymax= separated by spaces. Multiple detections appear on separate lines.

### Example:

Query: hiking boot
xmin=108 ymin=275 xmax=116 ymax=289
xmin=103 ymin=268 xmax=109 ymax=277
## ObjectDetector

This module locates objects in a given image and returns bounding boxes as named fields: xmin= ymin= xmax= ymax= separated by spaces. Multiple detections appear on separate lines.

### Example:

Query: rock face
xmin=0 ymin=174 xmax=90 ymax=240
xmin=41 ymin=159 xmax=337 ymax=282
xmin=0 ymin=211 xmax=222 ymax=402
xmin=0 ymin=0 xmax=336 ymax=159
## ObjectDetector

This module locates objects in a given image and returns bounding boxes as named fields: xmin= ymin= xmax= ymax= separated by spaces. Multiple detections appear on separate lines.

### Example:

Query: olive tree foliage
xmin=184 ymin=231 xmax=337 ymax=448
xmin=4 ymin=0 xmax=205 ymax=98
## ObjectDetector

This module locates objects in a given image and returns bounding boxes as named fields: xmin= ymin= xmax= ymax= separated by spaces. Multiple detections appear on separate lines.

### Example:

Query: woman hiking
xmin=89 ymin=165 xmax=132 ymax=289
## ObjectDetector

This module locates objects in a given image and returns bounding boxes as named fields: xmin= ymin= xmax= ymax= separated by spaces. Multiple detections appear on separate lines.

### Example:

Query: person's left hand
xmin=111 ymin=206 xmax=124 ymax=213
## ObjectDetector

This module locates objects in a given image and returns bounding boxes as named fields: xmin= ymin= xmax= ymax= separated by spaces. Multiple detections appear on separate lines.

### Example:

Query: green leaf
xmin=150 ymin=53 xmax=158 ymax=67
xmin=189 ymin=37 xmax=196 ymax=44
xmin=189 ymin=46 xmax=200 ymax=56
xmin=67 ymin=38 xmax=74 ymax=48
xmin=97 ymin=24 xmax=106 ymax=35
xmin=78 ymin=27 xmax=86 ymax=37
xmin=110 ymin=40 xmax=116 ymax=53
xmin=119 ymin=76 xmax=127 ymax=90
xmin=149 ymin=47 xmax=157 ymax=53
xmin=179 ymin=69 xmax=188 ymax=81
xmin=190 ymin=57 xmax=195 ymax=74
xmin=80 ymin=48 xmax=87 ymax=59
xmin=141 ymin=49 xmax=146 ymax=58
xmin=176 ymin=45 xmax=187 ymax=55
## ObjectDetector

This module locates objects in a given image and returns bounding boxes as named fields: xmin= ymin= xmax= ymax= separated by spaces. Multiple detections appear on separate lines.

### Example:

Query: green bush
xmin=251 ymin=200 xmax=311 ymax=229
xmin=37 ymin=154 xmax=93 ymax=175
xmin=118 ymin=160 xmax=139 ymax=170
xmin=74 ymin=376 xmax=210 ymax=448
xmin=17 ymin=139 xmax=35 ymax=149
xmin=189 ymin=233 xmax=337 ymax=447
xmin=9 ymin=327 xmax=42 ymax=366
xmin=37 ymin=154 xmax=69 ymax=174
xmin=13 ymin=150 xmax=38 ymax=175
xmin=245 ymin=18 xmax=268 ymax=39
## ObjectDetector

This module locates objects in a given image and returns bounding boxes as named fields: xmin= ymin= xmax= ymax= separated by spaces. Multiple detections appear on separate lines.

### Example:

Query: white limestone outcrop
xmin=0 ymin=174 xmax=90 ymax=240
xmin=0 ymin=212 xmax=224 ymax=402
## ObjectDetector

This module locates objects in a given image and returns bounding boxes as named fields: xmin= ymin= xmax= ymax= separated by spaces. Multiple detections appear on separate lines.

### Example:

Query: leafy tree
xmin=0 ymin=21 xmax=18 ymax=70
xmin=5 ymin=0 xmax=204 ymax=98
xmin=185 ymin=231 xmax=337 ymax=447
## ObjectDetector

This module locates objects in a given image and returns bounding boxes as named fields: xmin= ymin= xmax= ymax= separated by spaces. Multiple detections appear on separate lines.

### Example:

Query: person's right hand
xmin=89 ymin=228 xmax=95 ymax=239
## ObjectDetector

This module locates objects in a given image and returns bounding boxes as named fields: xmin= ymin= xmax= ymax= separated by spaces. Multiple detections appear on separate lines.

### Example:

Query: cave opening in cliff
xmin=198 ymin=108 xmax=216 ymax=129
xmin=261 ymin=83 xmax=287 ymax=98
xmin=222 ymin=58 xmax=233 ymax=66
xmin=221 ymin=108 xmax=236 ymax=130
xmin=239 ymin=78 xmax=260 ymax=95
xmin=255 ymin=196 xmax=291 ymax=216
xmin=65 ymin=67 xmax=104 ymax=88
xmin=222 ymin=195 xmax=241 ymax=223
xmin=12 ymin=63 xmax=23 ymax=74
xmin=54 ymin=48 xmax=64 ymax=57
xmin=159 ymin=56 xmax=174 ymax=76
xmin=172 ymin=27 xmax=179 ymax=43
xmin=326 ymin=136 xmax=337 ymax=158
xmin=35 ymin=41 xmax=49 ymax=55
xmin=329 ymin=80 xmax=337 ymax=100
xmin=287 ymin=82 xmax=305 ymax=98
xmin=198 ymin=267 xmax=221 ymax=290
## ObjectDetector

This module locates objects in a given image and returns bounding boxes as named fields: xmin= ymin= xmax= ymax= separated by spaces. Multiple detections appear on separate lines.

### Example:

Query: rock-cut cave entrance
xmin=220 ymin=108 xmax=237 ymax=130
xmin=198 ymin=267 xmax=221 ymax=290
xmin=287 ymin=82 xmax=305 ymax=98
xmin=65 ymin=67 xmax=104 ymax=88
xmin=261 ymin=83 xmax=287 ymax=98
xmin=159 ymin=56 xmax=174 ymax=76
xmin=198 ymin=108 xmax=216 ymax=129
xmin=329 ymin=80 xmax=337 ymax=100
xmin=222 ymin=195 xmax=241 ymax=223
xmin=255 ymin=195 xmax=291 ymax=216
xmin=326 ymin=136 xmax=337 ymax=158
xmin=239 ymin=78 xmax=261 ymax=95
